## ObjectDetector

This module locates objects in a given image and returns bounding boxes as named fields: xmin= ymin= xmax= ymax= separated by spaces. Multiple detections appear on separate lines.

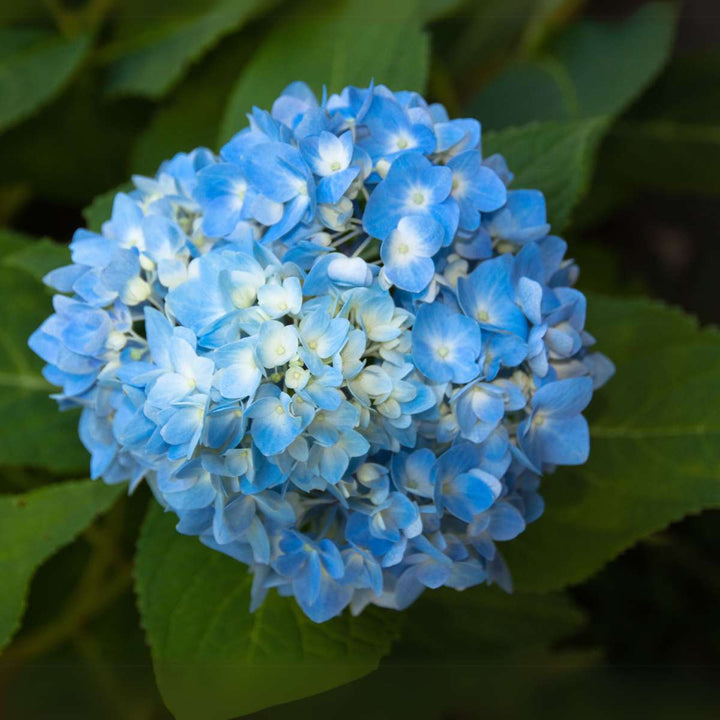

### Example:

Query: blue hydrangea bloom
xmin=30 ymin=81 xmax=613 ymax=623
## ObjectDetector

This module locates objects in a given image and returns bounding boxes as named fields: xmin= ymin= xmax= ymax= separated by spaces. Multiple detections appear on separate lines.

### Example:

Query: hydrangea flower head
xmin=30 ymin=82 xmax=613 ymax=623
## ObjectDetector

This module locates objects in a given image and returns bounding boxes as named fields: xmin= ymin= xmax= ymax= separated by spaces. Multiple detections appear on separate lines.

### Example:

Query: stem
xmin=329 ymin=228 xmax=362 ymax=248
xmin=352 ymin=236 xmax=372 ymax=258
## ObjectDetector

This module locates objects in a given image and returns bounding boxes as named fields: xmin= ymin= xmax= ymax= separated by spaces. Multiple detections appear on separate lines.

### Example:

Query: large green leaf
xmin=135 ymin=504 xmax=401 ymax=720
xmin=219 ymin=0 xmax=430 ymax=144
xmin=596 ymin=51 xmax=720 ymax=196
xmin=4 ymin=238 xmax=70 ymax=281
xmin=441 ymin=0 xmax=582 ymax=93
xmin=0 ymin=231 xmax=87 ymax=472
xmin=484 ymin=118 xmax=606 ymax=231
xmin=0 ymin=0 xmax=48 ymax=27
xmin=0 ymin=72 xmax=150 ymax=205
xmin=0 ymin=479 xmax=123 ymax=651
xmin=505 ymin=294 xmax=720 ymax=592
xmin=104 ymin=0 xmax=276 ymax=99
xmin=0 ymin=29 xmax=91 ymax=134
xmin=131 ymin=35 xmax=255 ymax=174
xmin=391 ymin=585 xmax=583 ymax=663
xmin=469 ymin=2 xmax=676 ymax=130
xmin=261 ymin=588 xmax=591 ymax=720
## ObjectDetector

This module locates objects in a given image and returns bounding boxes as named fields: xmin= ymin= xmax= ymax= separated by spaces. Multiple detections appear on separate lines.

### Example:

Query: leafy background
xmin=1 ymin=0 xmax=719 ymax=718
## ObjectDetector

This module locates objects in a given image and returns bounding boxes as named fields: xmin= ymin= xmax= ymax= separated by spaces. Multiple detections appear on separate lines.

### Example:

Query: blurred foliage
xmin=1 ymin=0 xmax=719 ymax=718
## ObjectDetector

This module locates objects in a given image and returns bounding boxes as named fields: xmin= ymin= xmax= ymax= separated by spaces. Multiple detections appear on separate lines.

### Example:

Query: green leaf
xmin=219 ymin=0 xmax=430 ymax=144
xmin=0 ymin=1 xmax=48 ymax=27
xmin=135 ymin=504 xmax=401 ymax=720
xmin=391 ymin=585 xmax=584 ymax=663
xmin=484 ymin=119 xmax=606 ymax=231
xmin=82 ymin=182 xmax=133 ymax=232
xmin=441 ymin=0 xmax=581 ymax=92
xmin=0 ymin=231 xmax=87 ymax=472
xmin=0 ymin=29 xmax=91 ymax=134
xmin=601 ymin=121 xmax=720 ymax=196
xmin=131 ymin=35 xmax=255 ymax=174
xmin=4 ymin=238 xmax=70 ymax=281
xmin=0 ymin=479 xmax=123 ymax=651
xmin=104 ymin=0 xmax=276 ymax=99
xmin=504 ymin=294 xmax=720 ymax=592
xmin=261 ymin=588 xmax=590 ymax=720
xmin=595 ymin=51 xmax=720 ymax=196
xmin=469 ymin=3 xmax=677 ymax=130
xmin=0 ymin=72 xmax=150 ymax=206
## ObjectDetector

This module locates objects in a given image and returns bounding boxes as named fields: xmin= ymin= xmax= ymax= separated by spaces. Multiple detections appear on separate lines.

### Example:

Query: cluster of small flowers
xmin=30 ymin=82 xmax=613 ymax=622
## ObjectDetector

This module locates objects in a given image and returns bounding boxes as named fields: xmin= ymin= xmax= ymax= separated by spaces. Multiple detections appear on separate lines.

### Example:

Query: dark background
xmin=0 ymin=0 xmax=719 ymax=717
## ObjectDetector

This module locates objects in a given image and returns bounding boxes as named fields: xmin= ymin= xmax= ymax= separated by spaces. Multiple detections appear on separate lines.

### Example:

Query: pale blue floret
xmin=483 ymin=189 xmax=551 ymax=245
xmin=246 ymin=387 xmax=305 ymax=456
xmin=361 ymin=94 xmax=436 ymax=162
xmin=457 ymin=254 xmax=529 ymax=339
xmin=519 ymin=377 xmax=593 ymax=467
xmin=195 ymin=163 xmax=253 ymax=237
xmin=363 ymin=152 xmax=459 ymax=246
xmin=274 ymin=531 xmax=351 ymax=623
xmin=411 ymin=303 xmax=482 ymax=383
xmin=380 ymin=215 xmax=444 ymax=293
xmin=447 ymin=150 xmax=507 ymax=231
xmin=212 ymin=338 xmax=262 ymax=400
xmin=300 ymin=130 xmax=360 ymax=204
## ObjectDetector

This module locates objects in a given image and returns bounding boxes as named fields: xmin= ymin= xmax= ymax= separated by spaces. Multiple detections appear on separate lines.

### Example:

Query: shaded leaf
xmin=391 ymin=585 xmax=583 ymax=663
xmin=131 ymin=34 xmax=256 ymax=173
xmin=4 ymin=238 xmax=70 ymax=281
xmin=484 ymin=118 xmax=606 ymax=230
xmin=135 ymin=504 xmax=401 ymax=720
xmin=0 ymin=29 xmax=91 ymax=134
xmin=220 ymin=0 xmax=430 ymax=144
xmin=505 ymin=294 xmax=720 ymax=592
xmin=0 ymin=1 xmax=48 ymax=27
xmin=469 ymin=3 xmax=677 ymax=129
xmin=441 ymin=0 xmax=582 ymax=93
xmin=596 ymin=50 xmax=720 ymax=196
xmin=0 ymin=231 xmax=87 ymax=472
xmin=0 ymin=73 xmax=149 ymax=205
xmin=0 ymin=480 xmax=123 ymax=650
xmin=601 ymin=121 xmax=720 ymax=196
xmin=259 ymin=660 xmax=720 ymax=720
xmin=104 ymin=0 xmax=276 ymax=99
